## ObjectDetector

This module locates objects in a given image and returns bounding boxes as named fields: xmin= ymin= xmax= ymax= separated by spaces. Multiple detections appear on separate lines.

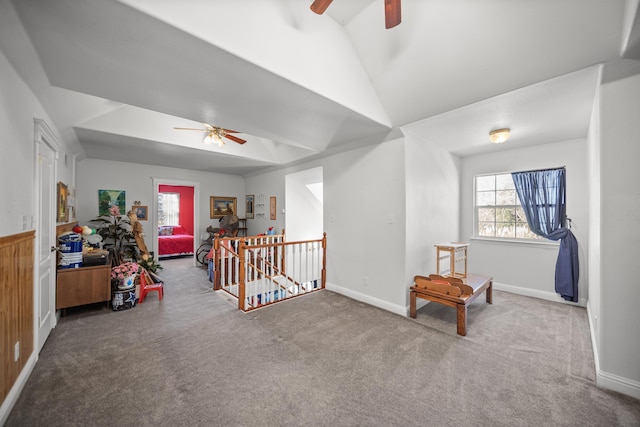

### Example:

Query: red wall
xmin=159 ymin=185 xmax=194 ymax=235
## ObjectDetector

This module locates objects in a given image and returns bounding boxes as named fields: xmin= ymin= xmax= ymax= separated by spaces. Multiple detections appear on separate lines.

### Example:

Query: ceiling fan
xmin=310 ymin=0 xmax=401 ymax=29
xmin=173 ymin=124 xmax=246 ymax=146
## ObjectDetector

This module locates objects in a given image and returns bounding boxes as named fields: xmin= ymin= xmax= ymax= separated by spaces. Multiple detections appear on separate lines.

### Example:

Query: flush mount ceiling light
xmin=489 ymin=128 xmax=510 ymax=144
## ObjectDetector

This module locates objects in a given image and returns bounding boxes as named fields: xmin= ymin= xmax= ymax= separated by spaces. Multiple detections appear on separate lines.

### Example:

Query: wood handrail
xmin=211 ymin=231 xmax=326 ymax=311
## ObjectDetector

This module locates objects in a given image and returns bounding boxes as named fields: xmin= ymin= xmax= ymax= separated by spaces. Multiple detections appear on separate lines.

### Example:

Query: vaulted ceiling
xmin=2 ymin=0 xmax=639 ymax=175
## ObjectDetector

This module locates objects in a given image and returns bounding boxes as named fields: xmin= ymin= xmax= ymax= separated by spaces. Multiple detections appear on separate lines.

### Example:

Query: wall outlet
xmin=363 ymin=276 xmax=368 ymax=286
xmin=387 ymin=215 xmax=394 ymax=224
xmin=14 ymin=341 xmax=19 ymax=361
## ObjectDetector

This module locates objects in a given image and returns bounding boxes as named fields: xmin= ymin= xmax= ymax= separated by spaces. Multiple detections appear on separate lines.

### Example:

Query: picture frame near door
xmin=246 ymin=194 xmax=254 ymax=219
xmin=210 ymin=196 xmax=237 ymax=219
xmin=270 ymin=196 xmax=276 ymax=220
xmin=134 ymin=205 xmax=148 ymax=221
xmin=57 ymin=181 xmax=68 ymax=222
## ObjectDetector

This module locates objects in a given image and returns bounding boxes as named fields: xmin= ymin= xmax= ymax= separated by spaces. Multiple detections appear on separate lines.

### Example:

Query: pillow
xmin=159 ymin=226 xmax=173 ymax=236
xmin=172 ymin=225 xmax=187 ymax=235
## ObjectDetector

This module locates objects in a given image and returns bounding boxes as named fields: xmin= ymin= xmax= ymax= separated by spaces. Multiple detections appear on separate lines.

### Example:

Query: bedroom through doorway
xmin=152 ymin=178 xmax=200 ymax=266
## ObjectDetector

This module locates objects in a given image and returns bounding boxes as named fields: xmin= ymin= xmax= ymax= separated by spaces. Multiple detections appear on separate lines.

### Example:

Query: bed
xmin=158 ymin=225 xmax=194 ymax=258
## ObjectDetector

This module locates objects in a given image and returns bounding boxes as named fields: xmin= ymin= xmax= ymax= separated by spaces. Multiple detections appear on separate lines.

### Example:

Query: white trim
xmin=595 ymin=367 xmax=640 ymax=400
xmin=470 ymin=236 xmax=560 ymax=248
xmin=0 ymin=352 xmax=37 ymax=425
xmin=493 ymin=281 xmax=587 ymax=307
xmin=33 ymin=118 xmax=60 ymax=351
xmin=586 ymin=305 xmax=640 ymax=400
xmin=33 ymin=118 xmax=61 ymax=151
xmin=325 ymin=282 xmax=407 ymax=316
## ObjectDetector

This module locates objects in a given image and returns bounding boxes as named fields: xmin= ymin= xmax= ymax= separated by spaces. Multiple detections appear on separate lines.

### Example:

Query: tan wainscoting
xmin=0 ymin=230 xmax=35 ymax=404
xmin=56 ymin=222 xmax=76 ymax=238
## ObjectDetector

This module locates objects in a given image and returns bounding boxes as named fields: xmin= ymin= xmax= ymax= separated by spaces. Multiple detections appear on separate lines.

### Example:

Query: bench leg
xmin=456 ymin=304 xmax=467 ymax=336
xmin=409 ymin=290 xmax=417 ymax=318
xmin=486 ymin=280 xmax=493 ymax=304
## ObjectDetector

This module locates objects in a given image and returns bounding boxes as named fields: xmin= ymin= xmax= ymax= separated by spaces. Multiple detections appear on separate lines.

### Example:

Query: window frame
xmin=473 ymin=171 xmax=545 ymax=243
xmin=158 ymin=192 xmax=181 ymax=226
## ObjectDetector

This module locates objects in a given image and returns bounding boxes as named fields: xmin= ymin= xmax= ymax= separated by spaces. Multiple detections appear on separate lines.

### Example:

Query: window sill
xmin=470 ymin=236 xmax=559 ymax=249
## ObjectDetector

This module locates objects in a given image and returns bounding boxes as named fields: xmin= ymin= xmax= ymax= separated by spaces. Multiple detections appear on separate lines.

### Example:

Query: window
xmin=475 ymin=173 xmax=540 ymax=240
xmin=158 ymin=192 xmax=180 ymax=226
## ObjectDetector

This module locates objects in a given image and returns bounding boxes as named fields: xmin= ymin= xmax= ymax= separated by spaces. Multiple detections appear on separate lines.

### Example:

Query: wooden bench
xmin=409 ymin=273 xmax=492 ymax=336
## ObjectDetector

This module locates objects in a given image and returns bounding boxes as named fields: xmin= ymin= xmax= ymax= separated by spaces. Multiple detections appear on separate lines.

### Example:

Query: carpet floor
xmin=6 ymin=257 xmax=640 ymax=426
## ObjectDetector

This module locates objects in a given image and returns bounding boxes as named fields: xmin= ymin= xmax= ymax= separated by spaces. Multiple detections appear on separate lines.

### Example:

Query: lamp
xmin=489 ymin=128 xmax=510 ymax=144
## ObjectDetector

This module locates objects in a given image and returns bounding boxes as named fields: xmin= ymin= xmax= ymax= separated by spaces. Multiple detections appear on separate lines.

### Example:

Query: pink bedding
xmin=158 ymin=225 xmax=194 ymax=257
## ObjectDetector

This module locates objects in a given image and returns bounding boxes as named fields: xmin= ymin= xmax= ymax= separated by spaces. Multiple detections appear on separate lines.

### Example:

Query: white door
xmin=35 ymin=120 xmax=58 ymax=352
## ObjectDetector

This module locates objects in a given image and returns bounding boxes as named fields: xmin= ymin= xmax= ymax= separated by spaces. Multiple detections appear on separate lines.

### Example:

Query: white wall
xmin=460 ymin=139 xmax=589 ymax=305
xmin=244 ymin=169 xmax=288 ymax=237
xmin=598 ymin=71 xmax=640 ymax=395
xmin=404 ymin=133 xmax=461 ymax=302
xmin=0 ymin=50 xmax=73 ymax=236
xmin=76 ymin=159 xmax=245 ymax=255
xmin=323 ymin=139 xmax=407 ymax=309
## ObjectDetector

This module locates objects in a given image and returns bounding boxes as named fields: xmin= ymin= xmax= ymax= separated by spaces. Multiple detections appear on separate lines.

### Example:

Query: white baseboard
xmin=325 ymin=282 xmax=408 ymax=316
xmin=595 ymin=368 xmax=640 ymax=400
xmin=0 ymin=352 xmax=37 ymax=425
xmin=493 ymin=281 xmax=587 ymax=307
xmin=586 ymin=305 xmax=640 ymax=400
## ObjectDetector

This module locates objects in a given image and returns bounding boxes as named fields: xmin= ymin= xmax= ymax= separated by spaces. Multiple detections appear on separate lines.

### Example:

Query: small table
xmin=434 ymin=242 xmax=469 ymax=278
xmin=409 ymin=273 xmax=492 ymax=336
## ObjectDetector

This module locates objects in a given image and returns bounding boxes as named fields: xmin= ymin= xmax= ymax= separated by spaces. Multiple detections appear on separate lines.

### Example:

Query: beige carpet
xmin=7 ymin=257 xmax=640 ymax=426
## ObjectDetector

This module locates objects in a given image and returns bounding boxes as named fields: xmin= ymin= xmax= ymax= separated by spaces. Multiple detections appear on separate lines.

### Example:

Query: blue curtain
xmin=511 ymin=168 xmax=579 ymax=302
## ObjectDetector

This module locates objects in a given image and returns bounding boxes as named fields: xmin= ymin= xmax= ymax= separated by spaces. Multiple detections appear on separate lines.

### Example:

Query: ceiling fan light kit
xmin=489 ymin=128 xmax=510 ymax=144
xmin=174 ymin=124 xmax=246 ymax=147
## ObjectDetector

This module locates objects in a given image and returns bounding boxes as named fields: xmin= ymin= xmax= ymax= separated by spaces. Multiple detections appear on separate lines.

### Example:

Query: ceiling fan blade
xmin=385 ymin=0 xmax=401 ymax=29
xmin=173 ymin=127 xmax=206 ymax=131
xmin=221 ymin=128 xmax=240 ymax=134
xmin=310 ymin=0 xmax=332 ymax=15
xmin=224 ymin=134 xmax=247 ymax=145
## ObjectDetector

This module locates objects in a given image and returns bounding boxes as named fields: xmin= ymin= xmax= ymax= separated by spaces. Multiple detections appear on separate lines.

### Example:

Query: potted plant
xmin=89 ymin=206 xmax=137 ymax=261
xmin=137 ymin=257 xmax=163 ymax=274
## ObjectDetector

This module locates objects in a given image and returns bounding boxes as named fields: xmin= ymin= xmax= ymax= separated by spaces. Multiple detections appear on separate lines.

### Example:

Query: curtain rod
xmin=507 ymin=166 xmax=566 ymax=175
xmin=516 ymin=166 xmax=565 ymax=173
xmin=476 ymin=166 xmax=566 ymax=177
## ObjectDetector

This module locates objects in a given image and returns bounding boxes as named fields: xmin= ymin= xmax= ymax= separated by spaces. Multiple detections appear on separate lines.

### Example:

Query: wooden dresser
xmin=56 ymin=264 xmax=111 ymax=310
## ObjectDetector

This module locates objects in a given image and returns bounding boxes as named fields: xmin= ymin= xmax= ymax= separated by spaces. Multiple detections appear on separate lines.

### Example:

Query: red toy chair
xmin=138 ymin=269 xmax=163 ymax=303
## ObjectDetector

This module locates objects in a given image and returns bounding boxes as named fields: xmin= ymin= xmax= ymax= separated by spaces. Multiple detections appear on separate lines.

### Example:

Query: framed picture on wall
xmin=270 ymin=196 xmax=276 ymax=220
xmin=98 ymin=189 xmax=126 ymax=216
xmin=57 ymin=182 xmax=68 ymax=222
xmin=246 ymin=195 xmax=254 ymax=219
xmin=210 ymin=196 xmax=237 ymax=219
xmin=134 ymin=205 xmax=148 ymax=221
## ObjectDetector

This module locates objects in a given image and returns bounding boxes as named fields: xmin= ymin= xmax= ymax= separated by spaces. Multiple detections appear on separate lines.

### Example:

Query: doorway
xmin=285 ymin=167 xmax=323 ymax=242
xmin=152 ymin=178 xmax=199 ymax=266
xmin=34 ymin=119 xmax=60 ymax=352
